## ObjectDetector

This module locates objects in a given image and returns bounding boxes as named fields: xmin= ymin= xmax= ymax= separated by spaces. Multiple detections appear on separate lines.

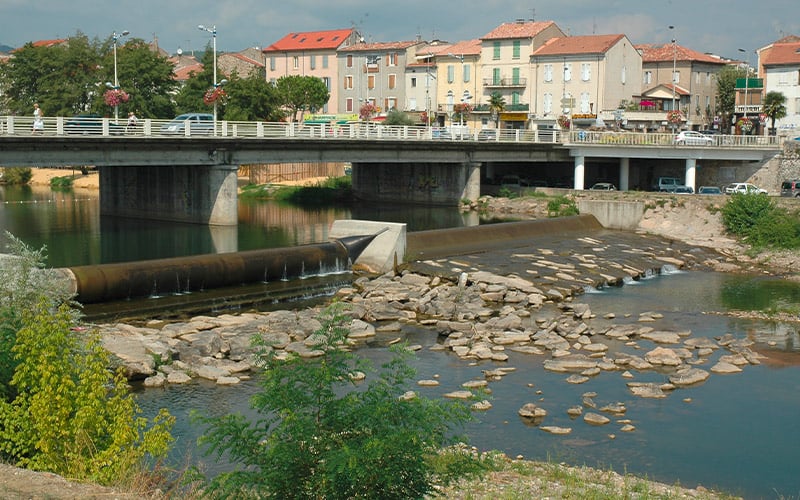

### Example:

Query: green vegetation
xmin=0 ymin=167 xmax=32 ymax=185
xmin=194 ymin=303 xmax=477 ymax=499
xmin=384 ymin=108 xmax=417 ymax=126
xmin=0 ymin=234 xmax=174 ymax=487
xmin=721 ymin=194 xmax=800 ymax=250
xmin=49 ymin=175 xmax=74 ymax=189
xmin=547 ymin=195 xmax=580 ymax=217
xmin=245 ymin=175 xmax=353 ymax=205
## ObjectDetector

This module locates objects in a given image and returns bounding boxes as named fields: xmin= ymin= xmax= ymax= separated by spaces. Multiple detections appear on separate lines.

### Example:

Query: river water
xmin=2 ymin=184 xmax=799 ymax=498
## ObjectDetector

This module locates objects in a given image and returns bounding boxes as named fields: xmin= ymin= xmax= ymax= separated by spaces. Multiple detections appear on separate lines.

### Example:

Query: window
xmin=293 ymin=56 xmax=299 ymax=69
xmin=269 ymin=56 xmax=276 ymax=71
xmin=512 ymin=67 xmax=520 ymax=85
xmin=347 ymin=54 xmax=353 ymax=68
xmin=368 ymin=75 xmax=375 ymax=90
xmin=322 ymin=77 xmax=330 ymax=90
xmin=544 ymin=64 xmax=553 ymax=82
xmin=387 ymin=53 xmax=397 ymax=66
xmin=493 ymin=41 xmax=501 ymax=60
xmin=410 ymin=77 xmax=417 ymax=88
xmin=643 ymin=71 xmax=652 ymax=85
xmin=310 ymin=55 xmax=316 ymax=70
xmin=673 ymin=70 xmax=680 ymax=84
xmin=346 ymin=98 xmax=354 ymax=112
xmin=388 ymin=74 xmax=396 ymax=89
xmin=463 ymin=64 xmax=471 ymax=83
xmin=581 ymin=63 xmax=591 ymax=81
xmin=512 ymin=40 xmax=521 ymax=59
xmin=493 ymin=67 xmax=501 ymax=85
xmin=409 ymin=97 xmax=417 ymax=110
xmin=580 ymin=92 xmax=590 ymax=113
xmin=386 ymin=97 xmax=396 ymax=110
xmin=563 ymin=63 xmax=572 ymax=82
xmin=447 ymin=64 xmax=455 ymax=83
xmin=322 ymin=55 xmax=328 ymax=69
xmin=344 ymin=75 xmax=353 ymax=90
xmin=511 ymin=91 xmax=520 ymax=105
xmin=621 ymin=66 xmax=626 ymax=84
xmin=544 ymin=93 xmax=553 ymax=114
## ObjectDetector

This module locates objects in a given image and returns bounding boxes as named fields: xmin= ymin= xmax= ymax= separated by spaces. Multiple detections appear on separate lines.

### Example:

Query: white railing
xmin=0 ymin=115 xmax=786 ymax=148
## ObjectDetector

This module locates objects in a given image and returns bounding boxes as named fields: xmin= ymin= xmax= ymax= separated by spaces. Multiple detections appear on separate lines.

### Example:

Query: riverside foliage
xmin=721 ymin=194 xmax=800 ymax=249
xmin=193 ymin=303 xmax=478 ymax=499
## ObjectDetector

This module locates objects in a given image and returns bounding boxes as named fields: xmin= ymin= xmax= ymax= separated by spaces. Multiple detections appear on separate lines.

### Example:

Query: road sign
xmin=560 ymin=98 xmax=575 ymax=107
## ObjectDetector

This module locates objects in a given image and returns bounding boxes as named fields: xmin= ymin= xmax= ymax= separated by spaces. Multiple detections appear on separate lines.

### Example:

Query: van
xmin=652 ymin=177 xmax=685 ymax=192
xmin=780 ymin=180 xmax=800 ymax=198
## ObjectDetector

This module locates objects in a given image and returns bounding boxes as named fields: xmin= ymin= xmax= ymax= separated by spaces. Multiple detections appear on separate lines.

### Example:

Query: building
xmin=479 ymin=20 xmax=567 ymax=129
xmin=403 ymin=41 xmax=451 ymax=125
xmin=263 ymin=28 xmax=362 ymax=115
xmin=218 ymin=48 xmax=265 ymax=79
xmin=758 ymin=37 xmax=800 ymax=133
xmin=430 ymin=39 xmax=481 ymax=128
xmin=337 ymin=39 xmax=428 ymax=118
xmin=531 ymin=34 xmax=642 ymax=129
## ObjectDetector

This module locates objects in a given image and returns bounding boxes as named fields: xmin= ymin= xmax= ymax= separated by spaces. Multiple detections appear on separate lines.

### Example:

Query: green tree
xmin=195 ymin=303 xmax=475 ymax=499
xmin=762 ymin=91 xmax=787 ymax=134
xmin=488 ymin=91 xmax=506 ymax=128
xmin=275 ymin=75 xmax=330 ymax=122
xmin=95 ymin=38 xmax=178 ymax=119
xmin=174 ymin=45 xmax=216 ymax=116
xmin=222 ymin=73 xmax=282 ymax=121
xmin=384 ymin=108 xmax=416 ymax=125
xmin=715 ymin=64 xmax=746 ymax=130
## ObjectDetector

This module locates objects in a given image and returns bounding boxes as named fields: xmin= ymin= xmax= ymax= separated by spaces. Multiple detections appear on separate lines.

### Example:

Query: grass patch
xmin=49 ymin=175 xmax=74 ymax=189
xmin=240 ymin=176 xmax=353 ymax=205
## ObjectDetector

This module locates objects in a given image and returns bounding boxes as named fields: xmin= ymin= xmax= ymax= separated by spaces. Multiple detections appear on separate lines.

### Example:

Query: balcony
xmin=483 ymin=77 xmax=527 ymax=88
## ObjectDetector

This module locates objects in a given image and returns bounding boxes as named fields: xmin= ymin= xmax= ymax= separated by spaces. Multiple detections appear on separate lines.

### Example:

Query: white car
xmin=674 ymin=131 xmax=714 ymax=146
xmin=724 ymin=183 xmax=768 ymax=195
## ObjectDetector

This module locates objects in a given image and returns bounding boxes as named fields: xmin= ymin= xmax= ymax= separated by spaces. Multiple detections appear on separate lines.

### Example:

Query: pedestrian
xmin=126 ymin=111 xmax=138 ymax=134
xmin=32 ymin=103 xmax=44 ymax=134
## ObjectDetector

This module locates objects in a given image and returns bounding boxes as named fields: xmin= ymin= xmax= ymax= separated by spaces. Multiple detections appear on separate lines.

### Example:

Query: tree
xmin=715 ymin=64 xmax=746 ymax=130
xmin=762 ymin=91 xmax=787 ymax=134
xmin=384 ymin=108 xmax=416 ymax=126
xmin=174 ymin=45 xmax=216 ymax=116
xmin=195 ymin=303 xmax=476 ymax=499
xmin=488 ymin=91 xmax=506 ymax=128
xmin=221 ymin=73 xmax=282 ymax=121
xmin=275 ymin=75 xmax=330 ymax=122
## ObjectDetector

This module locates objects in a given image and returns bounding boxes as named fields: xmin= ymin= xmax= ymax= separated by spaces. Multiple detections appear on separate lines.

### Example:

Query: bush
xmin=1 ymin=167 xmax=32 ymax=185
xmin=547 ymin=195 xmax=579 ymax=217
xmin=721 ymin=194 xmax=800 ymax=249
xmin=50 ymin=176 xmax=74 ymax=189
xmin=272 ymin=175 xmax=352 ymax=205
xmin=194 ymin=303 xmax=476 ymax=499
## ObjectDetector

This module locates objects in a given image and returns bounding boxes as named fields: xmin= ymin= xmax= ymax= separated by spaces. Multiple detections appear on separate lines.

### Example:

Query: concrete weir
xmin=62 ymin=234 xmax=379 ymax=304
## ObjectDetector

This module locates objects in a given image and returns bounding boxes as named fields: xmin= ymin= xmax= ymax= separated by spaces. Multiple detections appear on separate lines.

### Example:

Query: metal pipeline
xmin=61 ymin=233 xmax=379 ymax=304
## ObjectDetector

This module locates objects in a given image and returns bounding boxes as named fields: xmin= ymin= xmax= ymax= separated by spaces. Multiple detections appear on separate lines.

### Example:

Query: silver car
xmin=160 ymin=113 xmax=214 ymax=135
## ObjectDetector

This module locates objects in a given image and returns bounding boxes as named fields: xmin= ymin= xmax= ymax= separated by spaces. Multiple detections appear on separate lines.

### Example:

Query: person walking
xmin=32 ymin=103 xmax=44 ymax=134
xmin=126 ymin=111 xmax=138 ymax=134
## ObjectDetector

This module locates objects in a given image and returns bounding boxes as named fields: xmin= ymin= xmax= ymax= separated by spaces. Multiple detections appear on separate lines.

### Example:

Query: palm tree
xmin=762 ymin=91 xmax=787 ymax=135
xmin=488 ymin=91 xmax=506 ymax=129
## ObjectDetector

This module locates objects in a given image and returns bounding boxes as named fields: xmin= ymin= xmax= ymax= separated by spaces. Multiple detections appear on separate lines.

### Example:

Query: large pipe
xmin=60 ymin=234 xmax=379 ymax=304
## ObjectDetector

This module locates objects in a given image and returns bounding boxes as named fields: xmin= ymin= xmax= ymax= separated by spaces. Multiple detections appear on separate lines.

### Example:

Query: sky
xmin=1 ymin=0 xmax=798 ymax=63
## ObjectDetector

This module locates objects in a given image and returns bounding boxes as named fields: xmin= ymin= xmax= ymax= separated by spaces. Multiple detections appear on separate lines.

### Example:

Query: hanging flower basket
xmin=557 ymin=114 xmax=571 ymax=129
xmin=666 ymin=110 xmax=683 ymax=125
xmin=359 ymin=102 xmax=378 ymax=121
xmin=103 ymin=88 xmax=129 ymax=107
xmin=736 ymin=117 xmax=753 ymax=134
xmin=203 ymin=87 xmax=227 ymax=105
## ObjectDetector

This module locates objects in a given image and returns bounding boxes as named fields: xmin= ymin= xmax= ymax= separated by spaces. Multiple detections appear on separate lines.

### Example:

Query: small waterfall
xmin=661 ymin=264 xmax=684 ymax=275
xmin=281 ymin=263 xmax=288 ymax=282
xmin=583 ymin=285 xmax=605 ymax=294
xmin=642 ymin=268 xmax=656 ymax=280
xmin=622 ymin=275 xmax=640 ymax=285
xmin=262 ymin=266 xmax=269 ymax=283
xmin=149 ymin=280 xmax=163 ymax=299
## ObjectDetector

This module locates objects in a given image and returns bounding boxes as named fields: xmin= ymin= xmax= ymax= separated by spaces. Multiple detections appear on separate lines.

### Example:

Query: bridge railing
xmin=0 ymin=115 xmax=786 ymax=148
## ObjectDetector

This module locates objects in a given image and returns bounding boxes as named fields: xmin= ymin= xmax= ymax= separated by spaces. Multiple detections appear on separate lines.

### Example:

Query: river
xmin=2 ymin=184 xmax=799 ymax=498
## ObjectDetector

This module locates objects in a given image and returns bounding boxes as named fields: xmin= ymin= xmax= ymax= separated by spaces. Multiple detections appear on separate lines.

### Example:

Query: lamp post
xmin=668 ymin=26 xmax=677 ymax=112
xmin=738 ymin=48 xmax=749 ymax=119
xmin=198 ymin=24 xmax=222 ymax=135
xmin=107 ymin=30 xmax=129 ymax=124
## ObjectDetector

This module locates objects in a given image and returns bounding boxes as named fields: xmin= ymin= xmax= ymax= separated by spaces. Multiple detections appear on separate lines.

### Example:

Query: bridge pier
xmin=99 ymin=164 xmax=239 ymax=225
xmin=619 ymin=158 xmax=630 ymax=191
xmin=684 ymin=158 xmax=697 ymax=192
xmin=573 ymin=155 xmax=586 ymax=190
xmin=351 ymin=161 xmax=480 ymax=205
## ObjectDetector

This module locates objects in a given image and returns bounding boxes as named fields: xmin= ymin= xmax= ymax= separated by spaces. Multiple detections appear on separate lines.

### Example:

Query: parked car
xmin=64 ymin=114 xmax=125 ymax=135
xmin=724 ymin=182 xmax=768 ymax=195
xmin=477 ymin=129 xmax=499 ymax=141
xmin=674 ymin=131 xmax=714 ymax=145
xmin=160 ymin=113 xmax=214 ymax=135
xmin=673 ymin=185 xmax=693 ymax=194
xmin=697 ymin=186 xmax=722 ymax=195
xmin=652 ymin=176 xmax=686 ymax=192
xmin=780 ymin=179 xmax=800 ymax=198
xmin=589 ymin=182 xmax=616 ymax=191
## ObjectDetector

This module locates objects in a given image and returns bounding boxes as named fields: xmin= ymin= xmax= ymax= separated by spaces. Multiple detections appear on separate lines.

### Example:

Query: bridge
xmin=0 ymin=116 xmax=783 ymax=225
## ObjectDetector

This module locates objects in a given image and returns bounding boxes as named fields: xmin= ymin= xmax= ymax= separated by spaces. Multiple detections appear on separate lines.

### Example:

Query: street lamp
xmin=738 ymin=48 xmax=750 ymax=119
xmin=198 ymin=24 xmax=224 ymax=135
xmin=668 ymin=26 xmax=676 ymax=114
xmin=107 ymin=30 xmax=129 ymax=123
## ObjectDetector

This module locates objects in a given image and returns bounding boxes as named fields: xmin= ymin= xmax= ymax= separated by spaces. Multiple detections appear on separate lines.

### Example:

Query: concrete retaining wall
xmin=577 ymin=200 xmax=645 ymax=230
xmin=351 ymin=162 xmax=479 ymax=206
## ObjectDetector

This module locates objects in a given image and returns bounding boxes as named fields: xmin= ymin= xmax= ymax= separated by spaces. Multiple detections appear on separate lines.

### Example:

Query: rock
xmin=566 ymin=374 xmax=589 ymax=384
xmin=567 ymin=406 xmax=583 ymax=417
xmin=540 ymin=426 xmax=572 ymax=435
xmin=627 ymin=382 xmax=667 ymax=398
xmin=669 ymin=367 xmax=710 ymax=386
xmin=710 ymin=361 xmax=743 ymax=374
xmin=644 ymin=346 xmax=683 ymax=366
xmin=543 ymin=354 xmax=597 ymax=373
xmin=166 ymin=371 xmax=192 ymax=384
xmin=620 ymin=424 xmax=636 ymax=432
xmin=639 ymin=330 xmax=682 ymax=344
xmin=462 ymin=380 xmax=488 ymax=389
xmin=443 ymin=390 xmax=474 ymax=399
xmin=518 ymin=403 xmax=547 ymax=420
xmin=143 ymin=373 xmax=166 ymax=387
xmin=195 ymin=365 xmax=230 ymax=380
xmin=583 ymin=412 xmax=611 ymax=426
xmin=348 ymin=319 xmax=376 ymax=339
xmin=216 ymin=376 xmax=240 ymax=385
xmin=471 ymin=400 xmax=493 ymax=411
xmin=417 ymin=379 xmax=440 ymax=386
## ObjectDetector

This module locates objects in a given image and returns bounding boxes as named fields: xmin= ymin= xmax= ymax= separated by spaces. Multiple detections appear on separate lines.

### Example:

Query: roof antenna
xmin=530 ymin=8 xmax=536 ymax=21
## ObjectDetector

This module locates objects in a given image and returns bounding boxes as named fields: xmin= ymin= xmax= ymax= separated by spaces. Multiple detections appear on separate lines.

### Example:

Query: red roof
xmin=339 ymin=40 xmax=421 ymax=53
xmin=637 ymin=43 xmax=724 ymax=65
xmin=263 ymin=28 xmax=354 ymax=52
xmin=481 ymin=21 xmax=558 ymax=40
xmin=762 ymin=42 xmax=800 ymax=66
xmin=533 ymin=34 xmax=624 ymax=56
xmin=440 ymin=39 xmax=482 ymax=57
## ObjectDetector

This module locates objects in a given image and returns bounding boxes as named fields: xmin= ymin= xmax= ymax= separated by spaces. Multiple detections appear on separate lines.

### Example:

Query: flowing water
xmin=3 ymin=184 xmax=800 ymax=498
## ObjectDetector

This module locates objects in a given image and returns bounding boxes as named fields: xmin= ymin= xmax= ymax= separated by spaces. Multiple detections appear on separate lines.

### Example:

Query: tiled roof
xmin=643 ymin=83 xmax=690 ymax=97
xmin=263 ymin=28 xmax=353 ymax=52
xmin=222 ymin=52 xmax=265 ymax=67
xmin=481 ymin=21 xmax=557 ymax=40
xmin=339 ymin=40 xmax=422 ymax=53
xmin=30 ymin=39 xmax=68 ymax=48
xmin=439 ymin=39 xmax=482 ymax=57
xmin=637 ymin=43 xmax=724 ymax=64
xmin=762 ymin=42 xmax=800 ymax=66
xmin=173 ymin=63 xmax=203 ymax=81
xmin=533 ymin=34 xmax=624 ymax=56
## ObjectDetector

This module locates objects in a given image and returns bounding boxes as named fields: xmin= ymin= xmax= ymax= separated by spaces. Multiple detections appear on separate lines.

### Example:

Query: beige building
xmin=430 ymin=39 xmax=482 ymax=128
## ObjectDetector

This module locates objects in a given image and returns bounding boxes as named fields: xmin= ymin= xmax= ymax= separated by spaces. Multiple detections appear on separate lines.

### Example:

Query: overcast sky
xmin=2 ymin=0 xmax=798 ymax=62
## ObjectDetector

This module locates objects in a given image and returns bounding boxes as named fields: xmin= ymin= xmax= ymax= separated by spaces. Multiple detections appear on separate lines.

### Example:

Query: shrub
xmin=50 ymin=176 xmax=74 ymax=189
xmin=272 ymin=176 xmax=353 ymax=205
xmin=547 ymin=195 xmax=579 ymax=217
xmin=1 ymin=167 xmax=32 ymax=185
xmin=721 ymin=194 xmax=800 ymax=249
xmin=194 ymin=303 xmax=476 ymax=499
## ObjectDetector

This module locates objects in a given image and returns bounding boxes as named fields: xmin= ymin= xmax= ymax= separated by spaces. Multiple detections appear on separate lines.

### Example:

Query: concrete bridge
xmin=0 ymin=117 xmax=783 ymax=225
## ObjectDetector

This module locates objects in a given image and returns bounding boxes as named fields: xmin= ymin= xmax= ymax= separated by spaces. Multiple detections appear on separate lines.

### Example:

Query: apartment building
xmin=431 ymin=39 xmax=481 ymax=128
xmin=759 ymin=38 xmax=800 ymax=131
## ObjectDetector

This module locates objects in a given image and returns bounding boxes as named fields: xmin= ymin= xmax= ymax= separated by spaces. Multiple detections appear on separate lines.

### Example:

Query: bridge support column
xmin=573 ymin=155 xmax=586 ymax=190
xmin=99 ymin=164 xmax=239 ymax=225
xmin=684 ymin=158 xmax=697 ymax=192
xmin=619 ymin=158 xmax=630 ymax=191
xmin=352 ymin=161 xmax=480 ymax=205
